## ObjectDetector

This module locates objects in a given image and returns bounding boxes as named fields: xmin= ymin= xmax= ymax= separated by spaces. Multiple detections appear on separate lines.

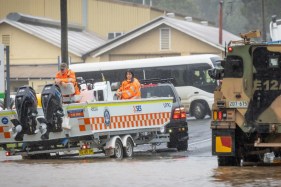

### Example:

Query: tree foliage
xmin=121 ymin=0 xmax=281 ymax=40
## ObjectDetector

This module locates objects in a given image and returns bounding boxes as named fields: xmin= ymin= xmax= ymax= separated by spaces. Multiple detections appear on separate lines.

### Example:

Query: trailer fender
xmin=103 ymin=136 xmax=122 ymax=157
xmin=104 ymin=136 xmax=122 ymax=150
xmin=121 ymin=135 xmax=136 ymax=148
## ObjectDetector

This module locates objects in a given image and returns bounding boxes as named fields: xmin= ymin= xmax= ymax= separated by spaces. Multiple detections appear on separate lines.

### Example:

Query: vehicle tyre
xmin=218 ymin=156 xmax=240 ymax=166
xmin=123 ymin=138 xmax=134 ymax=158
xmin=191 ymin=102 xmax=206 ymax=119
xmin=167 ymin=135 xmax=177 ymax=148
xmin=177 ymin=140 xmax=188 ymax=151
xmin=167 ymin=142 xmax=176 ymax=149
xmin=114 ymin=139 xmax=123 ymax=159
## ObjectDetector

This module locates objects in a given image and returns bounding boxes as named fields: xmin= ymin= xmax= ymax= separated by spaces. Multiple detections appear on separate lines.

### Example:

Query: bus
xmin=70 ymin=54 xmax=221 ymax=119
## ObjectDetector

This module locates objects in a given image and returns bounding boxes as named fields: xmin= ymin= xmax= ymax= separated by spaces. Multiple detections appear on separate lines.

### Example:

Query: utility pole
xmin=5 ymin=46 xmax=10 ymax=109
xmin=61 ymin=0 xmax=69 ymax=66
xmin=261 ymin=0 xmax=266 ymax=41
xmin=219 ymin=1 xmax=223 ymax=45
xmin=0 ymin=45 xmax=4 ymax=100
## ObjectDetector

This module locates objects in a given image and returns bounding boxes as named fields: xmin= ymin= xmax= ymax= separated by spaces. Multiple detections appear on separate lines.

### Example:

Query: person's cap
xmin=60 ymin=63 xmax=68 ymax=70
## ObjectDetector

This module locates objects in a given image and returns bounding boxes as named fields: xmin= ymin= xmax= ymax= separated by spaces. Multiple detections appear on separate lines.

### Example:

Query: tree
xmin=121 ymin=0 xmax=199 ymax=17
xmin=121 ymin=0 xmax=281 ymax=40
xmin=240 ymin=0 xmax=281 ymax=40
xmin=152 ymin=0 xmax=199 ymax=16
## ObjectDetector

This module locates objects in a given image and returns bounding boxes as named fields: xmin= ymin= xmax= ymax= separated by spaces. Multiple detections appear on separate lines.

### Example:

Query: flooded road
xmin=1 ymin=118 xmax=281 ymax=187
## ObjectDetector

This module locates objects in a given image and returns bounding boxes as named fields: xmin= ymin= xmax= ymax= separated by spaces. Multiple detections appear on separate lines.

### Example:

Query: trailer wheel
xmin=114 ymin=139 xmax=123 ymax=159
xmin=123 ymin=138 xmax=134 ymax=158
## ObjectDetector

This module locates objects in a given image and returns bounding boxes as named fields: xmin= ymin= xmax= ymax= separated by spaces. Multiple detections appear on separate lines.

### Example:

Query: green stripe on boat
xmin=0 ymin=111 xmax=16 ymax=116
xmin=66 ymin=99 xmax=172 ymax=110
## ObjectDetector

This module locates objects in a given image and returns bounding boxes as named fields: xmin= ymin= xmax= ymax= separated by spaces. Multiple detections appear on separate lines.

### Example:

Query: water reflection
xmin=0 ymin=152 xmax=216 ymax=187
xmin=212 ymin=166 xmax=281 ymax=187
xmin=2 ymin=150 xmax=281 ymax=187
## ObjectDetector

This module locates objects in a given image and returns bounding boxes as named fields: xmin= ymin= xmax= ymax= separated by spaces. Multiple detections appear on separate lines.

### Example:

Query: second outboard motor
xmin=36 ymin=84 xmax=64 ymax=140
xmin=11 ymin=86 xmax=38 ymax=141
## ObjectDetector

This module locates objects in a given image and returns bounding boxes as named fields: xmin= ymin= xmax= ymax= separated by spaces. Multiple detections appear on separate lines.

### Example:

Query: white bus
xmin=70 ymin=54 xmax=221 ymax=119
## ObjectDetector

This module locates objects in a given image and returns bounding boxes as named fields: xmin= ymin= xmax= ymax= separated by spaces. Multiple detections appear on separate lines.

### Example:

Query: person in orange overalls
xmin=55 ymin=62 xmax=80 ymax=95
xmin=116 ymin=70 xmax=141 ymax=100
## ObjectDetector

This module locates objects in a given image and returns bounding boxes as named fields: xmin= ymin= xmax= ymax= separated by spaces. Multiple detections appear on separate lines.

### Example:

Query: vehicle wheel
xmin=191 ymin=102 xmax=206 ymax=119
xmin=114 ymin=139 xmax=123 ymax=159
xmin=123 ymin=138 xmax=134 ymax=158
xmin=167 ymin=135 xmax=177 ymax=148
xmin=218 ymin=156 xmax=240 ymax=166
xmin=177 ymin=140 xmax=188 ymax=151
xmin=167 ymin=142 xmax=176 ymax=148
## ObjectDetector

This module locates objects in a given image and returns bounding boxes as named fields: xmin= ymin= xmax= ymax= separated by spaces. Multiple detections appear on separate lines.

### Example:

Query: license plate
xmin=229 ymin=101 xmax=248 ymax=108
xmin=79 ymin=149 xmax=94 ymax=156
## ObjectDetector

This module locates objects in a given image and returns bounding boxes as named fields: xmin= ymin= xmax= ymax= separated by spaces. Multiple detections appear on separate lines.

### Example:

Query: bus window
xmin=193 ymin=70 xmax=206 ymax=85
xmin=144 ymin=66 xmax=171 ymax=80
xmin=132 ymin=68 xmax=144 ymax=80
xmin=144 ymin=65 xmax=187 ymax=87
xmin=190 ymin=63 xmax=217 ymax=93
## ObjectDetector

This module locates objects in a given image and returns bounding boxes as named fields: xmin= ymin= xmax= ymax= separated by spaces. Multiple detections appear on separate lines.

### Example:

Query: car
xmin=140 ymin=78 xmax=188 ymax=151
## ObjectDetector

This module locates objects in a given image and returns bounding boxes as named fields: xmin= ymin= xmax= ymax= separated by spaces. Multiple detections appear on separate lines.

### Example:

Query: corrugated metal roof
xmin=1 ymin=13 xmax=106 ymax=57
xmin=85 ymin=16 xmax=241 ymax=58
xmin=164 ymin=16 xmax=240 ymax=48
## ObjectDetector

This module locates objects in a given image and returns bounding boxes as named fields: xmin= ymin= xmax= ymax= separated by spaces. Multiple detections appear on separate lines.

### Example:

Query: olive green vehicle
xmin=209 ymin=31 xmax=281 ymax=166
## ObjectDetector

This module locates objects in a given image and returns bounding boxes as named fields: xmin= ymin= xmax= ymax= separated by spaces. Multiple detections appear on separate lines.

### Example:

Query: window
xmin=141 ymin=86 xmax=176 ymax=103
xmin=144 ymin=65 xmax=187 ymax=87
xmin=160 ymin=28 xmax=170 ymax=50
xmin=107 ymin=32 xmax=123 ymax=40
xmin=189 ymin=63 xmax=217 ymax=93
xmin=224 ymin=56 xmax=243 ymax=78
xmin=2 ymin=35 xmax=10 ymax=46
xmin=77 ymin=68 xmax=144 ymax=85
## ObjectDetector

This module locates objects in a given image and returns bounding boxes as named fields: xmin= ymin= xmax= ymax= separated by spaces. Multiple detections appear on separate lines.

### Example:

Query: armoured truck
xmin=0 ymin=81 xmax=173 ymax=159
xmin=209 ymin=30 xmax=281 ymax=166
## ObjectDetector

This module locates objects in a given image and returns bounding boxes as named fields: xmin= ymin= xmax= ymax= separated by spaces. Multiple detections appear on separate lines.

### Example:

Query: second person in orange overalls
xmin=116 ymin=70 xmax=141 ymax=99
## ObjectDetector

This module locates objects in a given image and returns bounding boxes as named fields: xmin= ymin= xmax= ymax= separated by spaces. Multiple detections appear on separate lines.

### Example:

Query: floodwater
xmin=1 ymin=151 xmax=281 ymax=187
xmin=1 ymin=119 xmax=281 ymax=187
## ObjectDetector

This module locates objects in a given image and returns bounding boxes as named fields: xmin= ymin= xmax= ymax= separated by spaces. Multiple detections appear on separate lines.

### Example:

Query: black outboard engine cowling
xmin=40 ymin=84 xmax=64 ymax=139
xmin=13 ymin=86 xmax=38 ymax=141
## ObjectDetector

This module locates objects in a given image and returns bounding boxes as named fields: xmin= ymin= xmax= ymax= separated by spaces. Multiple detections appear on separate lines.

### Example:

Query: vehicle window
xmin=253 ymin=46 xmax=281 ymax=76
xmin=224 ymin=56 xmax=243 ymax=78
xmin=141 ymin=86 xmax=176 ymax=103
xmin=210 ymin=56 xmax=222 ymax=67
xmin=144 ymin=65 xmax=188 ymax=87
xmin=76 ymin=69 xmax=144 ymax=84
xmin=189 ymin=63 xmax=217 ymax=93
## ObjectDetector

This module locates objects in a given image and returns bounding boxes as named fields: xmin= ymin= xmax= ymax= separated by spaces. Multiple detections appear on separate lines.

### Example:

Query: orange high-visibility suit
xmin=118 ymin=78 xmax=141 ymax=99
xmin=55 ymin=69 xmax=80 ymax=95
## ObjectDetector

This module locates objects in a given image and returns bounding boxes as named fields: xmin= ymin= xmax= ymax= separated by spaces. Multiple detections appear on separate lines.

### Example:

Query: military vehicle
xmin=209 ymin=30 xmax=281 ymax=166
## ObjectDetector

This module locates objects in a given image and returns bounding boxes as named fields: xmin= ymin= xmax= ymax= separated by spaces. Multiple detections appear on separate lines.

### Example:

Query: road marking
xmin=189 ymin=138 xmax=211 ymax=146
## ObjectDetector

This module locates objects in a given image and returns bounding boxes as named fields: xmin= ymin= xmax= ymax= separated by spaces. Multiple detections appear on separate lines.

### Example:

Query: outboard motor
xmin=11 ymin=86 xmax=38 ymax=141
xmin=36 ymin=84 xmax=64 ymax=140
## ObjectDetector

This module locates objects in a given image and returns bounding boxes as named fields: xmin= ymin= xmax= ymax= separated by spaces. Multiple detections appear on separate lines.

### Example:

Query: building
xmin=84 ymin=15 xmax=240 ymax=62
xmin=0 ymin=13 xmax=106 ymax=92
xmin=0 ymin=0 xmax=198 ymax=39
xmin=0 ymin=0 xmax=240 ymax=93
